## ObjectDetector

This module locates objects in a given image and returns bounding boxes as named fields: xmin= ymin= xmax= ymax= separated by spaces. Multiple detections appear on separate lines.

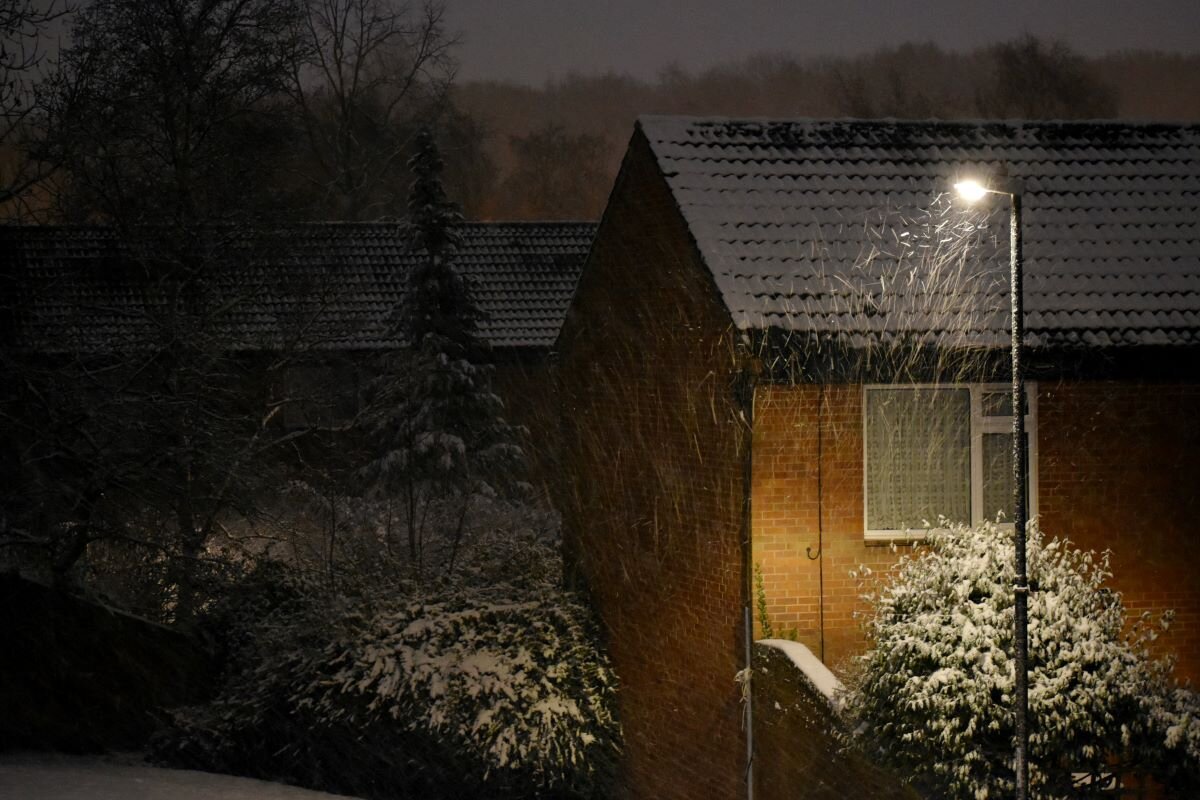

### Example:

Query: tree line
xmin=4 ymin=3 xmax=1200 ymax=225
xmin=455 ymin=39 xmax=1200 ymax=220
xmin=1 ymin=0 xmax=460 ymax=224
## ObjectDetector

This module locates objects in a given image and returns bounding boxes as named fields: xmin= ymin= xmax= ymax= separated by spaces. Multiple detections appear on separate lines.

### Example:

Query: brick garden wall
xmin=751 ymin=380 xmax=1200 ymax=683
xmin=1 ymin=574 xmax=215 ymax=752
xmin=558 ymin=128 xmax=751 ymax=800
xmin=752 ymin=642 xmax=917 ymax=800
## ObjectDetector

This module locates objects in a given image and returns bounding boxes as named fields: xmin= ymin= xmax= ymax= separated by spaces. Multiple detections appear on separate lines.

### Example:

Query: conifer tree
xmin=363 ymin=128 xmax=524 ymax=576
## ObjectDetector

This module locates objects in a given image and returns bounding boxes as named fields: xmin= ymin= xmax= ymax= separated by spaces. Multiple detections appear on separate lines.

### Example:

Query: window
xmin=863 ymin=383 xmax=1037 ymax=540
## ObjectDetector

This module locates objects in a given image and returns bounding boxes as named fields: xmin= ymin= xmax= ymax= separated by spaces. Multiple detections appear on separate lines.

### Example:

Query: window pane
xmin=982 ymin=389 xmax=1029 ymax=417
xmin=866 ymin=388 xmax=970 ymax=530
xmin=982 ymin=391 xmax=1012 ymax=417
xmin=982 ymin=432 xmax=1031 ymax=523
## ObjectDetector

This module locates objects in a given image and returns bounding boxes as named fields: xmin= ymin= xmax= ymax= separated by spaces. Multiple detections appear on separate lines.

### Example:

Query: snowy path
xmin=0 ymin=754 xmax=362 ymax=799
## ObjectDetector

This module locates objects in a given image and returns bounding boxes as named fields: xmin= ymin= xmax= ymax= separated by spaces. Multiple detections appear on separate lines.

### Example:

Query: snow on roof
xmin=639 ymin=115 xmax=1200 ymax=349
xmin=758 ymin=638 xmax=844 ymax=710
xmin=1 ymin=221 xmax=596 ymax=352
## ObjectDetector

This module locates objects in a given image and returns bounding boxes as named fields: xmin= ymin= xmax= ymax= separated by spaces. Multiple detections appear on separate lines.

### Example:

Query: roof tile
xmin=2 ymin=221 xmax=596 ymax=352
xmin=640 ymin=116 xmax=1200 ymax=348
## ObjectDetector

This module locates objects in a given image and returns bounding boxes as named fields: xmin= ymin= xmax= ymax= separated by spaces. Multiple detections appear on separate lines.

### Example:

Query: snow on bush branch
xmin=153 ymin=531 xmax=620 ymax=800
xmin=311 ymin=595 xmax=620 ymax=793
xmin=843 ymin=520 xmax=1200 ymax=799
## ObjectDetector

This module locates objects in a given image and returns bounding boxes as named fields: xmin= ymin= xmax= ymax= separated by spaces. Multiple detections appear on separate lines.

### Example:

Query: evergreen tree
xmin=402 ymin=128 xmax=477 ymax=352
xmin=363 ymin=128 xmax=524 ymax=576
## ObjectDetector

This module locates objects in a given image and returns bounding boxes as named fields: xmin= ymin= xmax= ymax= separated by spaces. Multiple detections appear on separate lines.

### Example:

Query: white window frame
xmin=862 ymin=382 xmax=1038 ymax=542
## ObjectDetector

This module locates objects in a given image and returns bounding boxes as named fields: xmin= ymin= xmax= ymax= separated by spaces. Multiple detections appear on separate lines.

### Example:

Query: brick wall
xmin=558 ymin=128 xmax=751 ymax=800
xmin=752 ymin=643 xmax=917 ymax=800
xmin=751 ymin=384 xmax=899 ymax=672
xmin=1038 ymin=380 xmax=1200 ymax=680
xmin=752 ymin=380 xmax=1200 ymax=683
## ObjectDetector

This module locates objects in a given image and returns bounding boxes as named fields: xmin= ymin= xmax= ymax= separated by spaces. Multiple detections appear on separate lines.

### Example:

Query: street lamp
xmin=954 ymin=174 xmax=1030 ymax=800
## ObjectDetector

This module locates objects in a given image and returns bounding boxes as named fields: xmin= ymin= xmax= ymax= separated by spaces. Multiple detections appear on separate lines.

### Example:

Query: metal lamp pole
xmin=955 ymin=177 xmax=1029 ymax=800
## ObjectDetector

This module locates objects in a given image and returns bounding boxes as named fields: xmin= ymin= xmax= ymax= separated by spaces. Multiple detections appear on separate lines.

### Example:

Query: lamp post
xmin=954 ymin=176 xmax=1030 ymax=800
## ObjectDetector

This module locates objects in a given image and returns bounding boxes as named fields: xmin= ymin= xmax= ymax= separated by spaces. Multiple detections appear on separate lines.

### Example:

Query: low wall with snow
xmin=752 ymin=640 xmax=917 ymax=800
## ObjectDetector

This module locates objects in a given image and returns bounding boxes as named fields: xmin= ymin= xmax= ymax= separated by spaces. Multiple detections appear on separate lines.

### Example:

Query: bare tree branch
xmin=288 ymin=0 xmax=457 ymax=219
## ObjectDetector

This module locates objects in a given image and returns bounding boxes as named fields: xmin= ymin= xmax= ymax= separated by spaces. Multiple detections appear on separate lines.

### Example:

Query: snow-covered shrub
xmin=154 ymin=549 xmax=619 ymax=800
xmin=446 ymin=500 xmax=564 ymax=594
xmin=844 ymin=520 xmax=1199 ymax=799
xmin=312 ymin=596 xmax=620 ymax=795
xmin=1146 ymin=683 xmax=1200 ymax=794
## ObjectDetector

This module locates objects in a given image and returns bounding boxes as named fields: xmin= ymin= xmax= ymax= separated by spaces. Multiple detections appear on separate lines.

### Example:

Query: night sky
xmin=446 ymin=0 xmax=1200 ymax=84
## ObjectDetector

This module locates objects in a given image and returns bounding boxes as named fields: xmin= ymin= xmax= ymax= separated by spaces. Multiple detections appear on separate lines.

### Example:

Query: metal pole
xmin=1009 ymin=191 xmax=1030 ymax=800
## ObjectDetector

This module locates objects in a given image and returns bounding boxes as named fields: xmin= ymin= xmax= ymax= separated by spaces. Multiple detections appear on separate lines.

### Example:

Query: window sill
xmin=864 ymin=529 xmax=935 ymax=544
xmin=865 ymin=521 xmax=1020 ymax=545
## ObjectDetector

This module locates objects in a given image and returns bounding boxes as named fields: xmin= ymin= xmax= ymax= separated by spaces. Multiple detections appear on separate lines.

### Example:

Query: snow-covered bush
xmin=154 ymin=537 xmax=620 ymax=800
xmin=313 ymin=596 xmax=619 ymax=794
xmin=844 ymin=520 xmax=1200 ymax=799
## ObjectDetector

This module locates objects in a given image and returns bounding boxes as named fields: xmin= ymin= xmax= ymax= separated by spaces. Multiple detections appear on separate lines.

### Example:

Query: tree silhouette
xmin=362 ymin=128 xmax=523 ymax=575
xmin=977 ymin=36 xmax=1117 ymax=119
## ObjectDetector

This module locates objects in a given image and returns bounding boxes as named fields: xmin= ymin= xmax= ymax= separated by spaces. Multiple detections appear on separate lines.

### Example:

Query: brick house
xmin=557 ymin=116 xmax=1200 ymax=799
xmin=2 ymin=221 xmax=595 ymax=475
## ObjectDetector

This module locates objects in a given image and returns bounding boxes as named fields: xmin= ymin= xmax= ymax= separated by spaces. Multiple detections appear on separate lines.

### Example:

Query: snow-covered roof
xmin=639 ymin=115 xmax=1200 ymax=349
xmin=1 ymin=222 xmax=596 ymax=352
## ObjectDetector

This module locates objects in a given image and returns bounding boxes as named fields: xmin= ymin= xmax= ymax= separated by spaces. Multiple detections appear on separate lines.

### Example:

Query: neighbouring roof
xmin=639 ymin=116 xmax=1200 ymax=349
xmin=1 ymin=221 xmax=596 ymax=352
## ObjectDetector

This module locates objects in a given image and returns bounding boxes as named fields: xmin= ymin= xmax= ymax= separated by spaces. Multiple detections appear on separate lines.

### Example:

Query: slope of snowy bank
xmin=0 ymin=753 xmax=362 ymax=800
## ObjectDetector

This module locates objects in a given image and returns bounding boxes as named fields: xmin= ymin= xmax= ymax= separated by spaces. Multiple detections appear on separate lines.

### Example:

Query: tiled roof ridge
xmin=639 ymin=113 xmax=1200 ymax=132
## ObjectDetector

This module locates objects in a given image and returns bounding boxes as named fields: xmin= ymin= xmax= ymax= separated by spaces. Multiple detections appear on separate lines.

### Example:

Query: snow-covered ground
xmin=0 ymin=753 xmax=361 ymax=799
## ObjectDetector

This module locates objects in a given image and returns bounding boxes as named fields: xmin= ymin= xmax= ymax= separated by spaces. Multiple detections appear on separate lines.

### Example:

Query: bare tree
xmin=288 ymin=0 xmax=456 ymax=219
xmin=496 ymin=124 xmax=609 ymax=220
xmin=976 ymin=36 xmax=1117 ymax=119
xmin=38 ymin=0 xmax=304 ymax=224
xmin=1 ymin=0 xmax=321 ymax=623
xmin=0 ymin=0 xmax=71 ymax=213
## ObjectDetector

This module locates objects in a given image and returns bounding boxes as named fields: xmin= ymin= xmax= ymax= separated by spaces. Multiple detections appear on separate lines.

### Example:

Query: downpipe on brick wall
xmin=737 ymin=368 xmax=757 ymax=800
xmin=805 ymin=384 xmax=826 ymax=663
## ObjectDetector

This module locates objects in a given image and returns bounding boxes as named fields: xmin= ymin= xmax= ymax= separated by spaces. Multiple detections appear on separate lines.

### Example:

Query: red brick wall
xmin=751 ymin=384 xmax=900 ymax=672
xmin=752 ymin=380 xmax=1200 ymax=682
xmin=1038 ymin=380 xmax=1200 ymax=680
xmin=558 ymin=129 xmax=751 ymax=800
xmin=752 ymin=643 xmax=917 ymax=800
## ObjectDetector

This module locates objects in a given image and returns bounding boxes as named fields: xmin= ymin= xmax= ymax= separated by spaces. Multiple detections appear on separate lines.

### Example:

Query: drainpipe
xmin=805 ymin=384 xmax=826 ymax=663
xmin=736 ymin=364 xmax=757 ymax=800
